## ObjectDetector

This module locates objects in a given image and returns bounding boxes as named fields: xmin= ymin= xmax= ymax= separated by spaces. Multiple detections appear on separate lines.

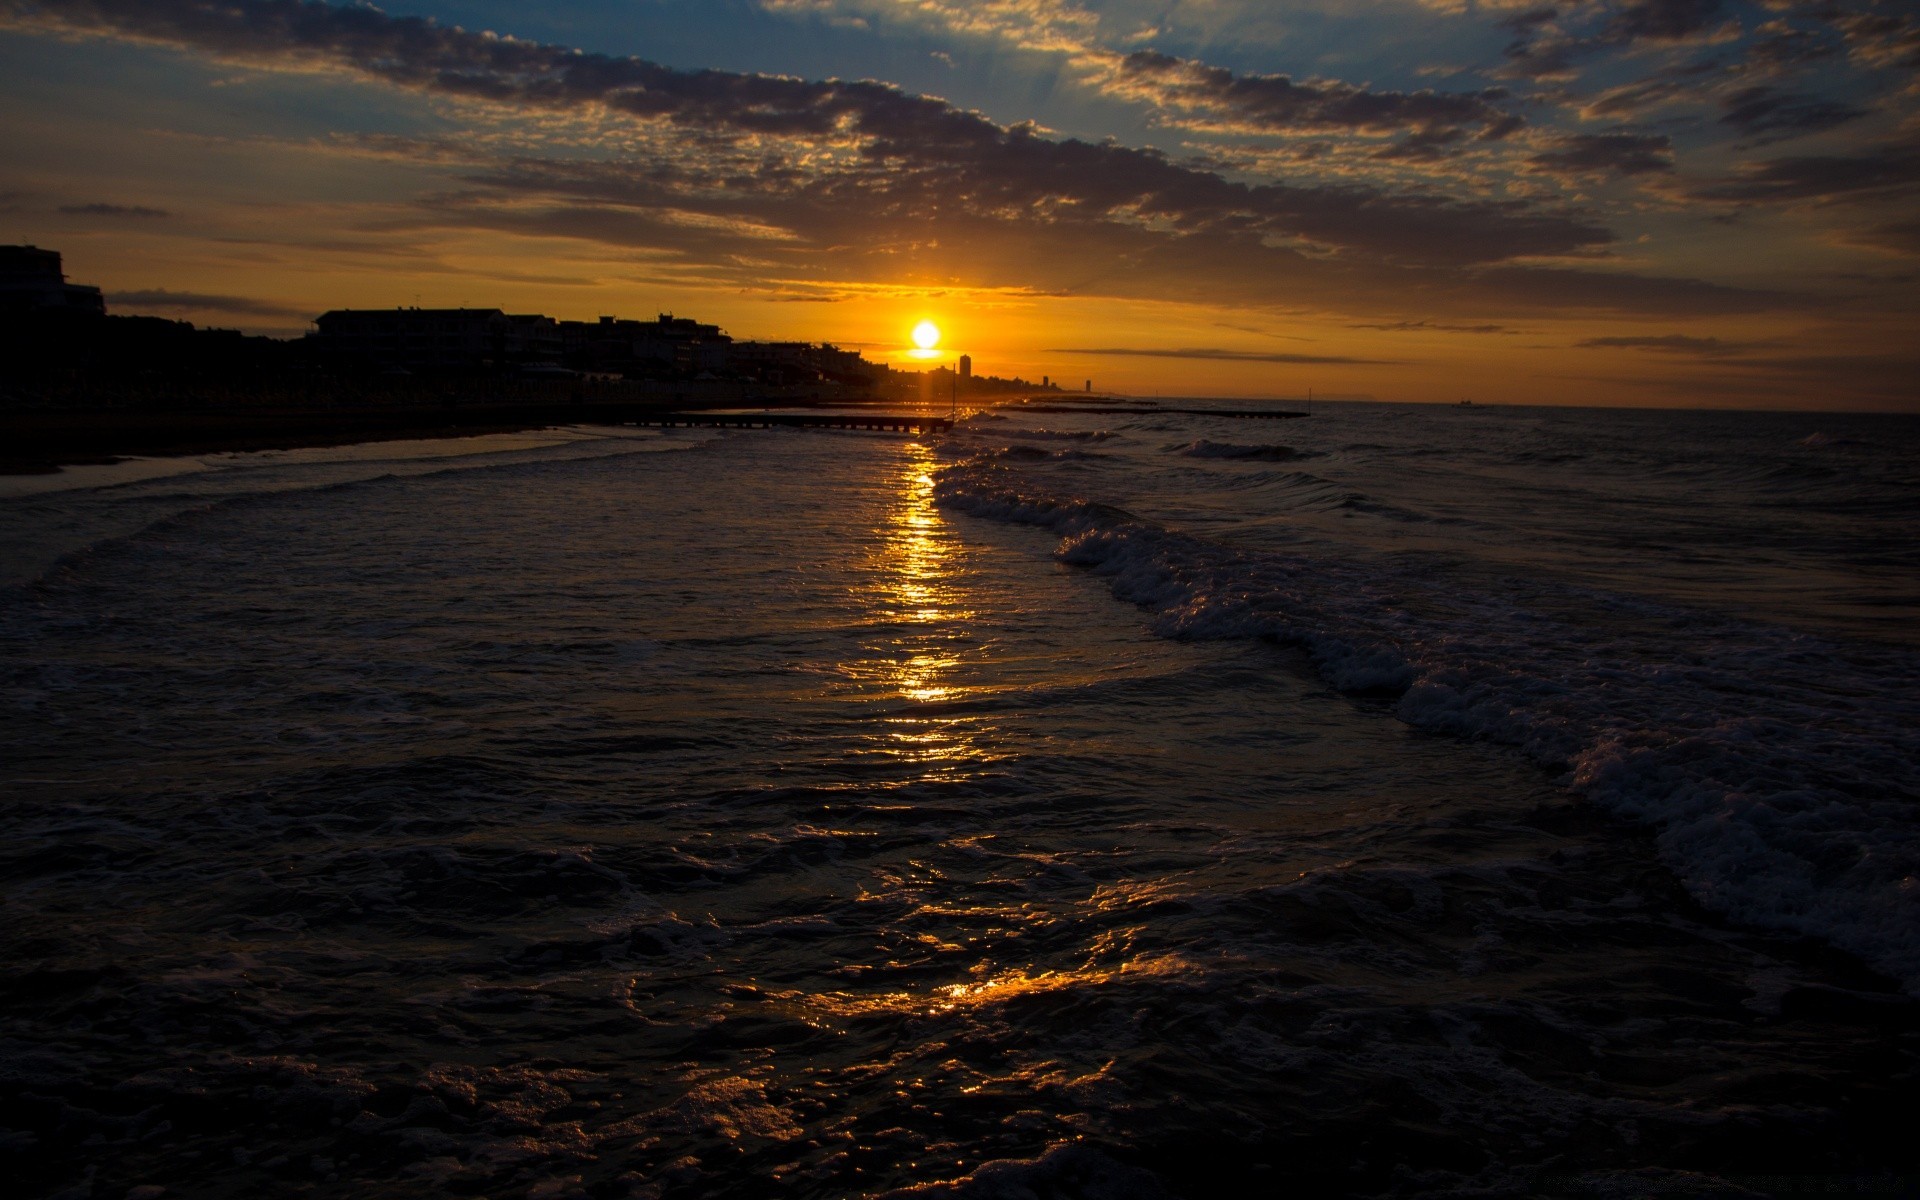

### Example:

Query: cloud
xmin=59 ymin=202 xmax=170 ymax=217
xmin=1044 ymin=346 xmax=1396 ymax=365
xmin=1719 ymin=86 xmax=1868 ymax=141
xmin=1529 ymin=131 xmax=1675 ymax=177
xmin=1106 ymin=51 xmax=1524 ymax=150
xmin=1602 ymin=0 xmax=1726 ymax=43
xmin=106 ymin=288 xmax=308 ymax=318
xmin=1576 ymin=334 xmax=1749 ymax=353
xmin=0 ymin=0 xmax=1616 ymax=270
xmin=762 ymin=0 xmax=1538 ymax=165
xmin=1499 ymin=0 xmax=1736 ymax=79
xmin=0 ymin=0 xmax=1811 ymax=329
xmin=1841 ymin=219 xmax=1920 ymax=256
xmin=1350 ymin=320 xmax=1517 ymax=334
xmin=1830 ymin=9 xmax=1920 ymax=72
xmin=1686 ymin=137 xmax=1920 ymax=203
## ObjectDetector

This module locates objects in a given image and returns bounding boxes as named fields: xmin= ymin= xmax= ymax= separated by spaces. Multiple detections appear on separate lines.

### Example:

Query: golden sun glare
xmin=911 ymin=320 xmax=941 ymax=350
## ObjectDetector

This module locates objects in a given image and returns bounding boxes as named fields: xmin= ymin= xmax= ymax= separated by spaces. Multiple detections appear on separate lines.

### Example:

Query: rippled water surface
xmin=2 ymin=407 xmax=1916 ymax=1199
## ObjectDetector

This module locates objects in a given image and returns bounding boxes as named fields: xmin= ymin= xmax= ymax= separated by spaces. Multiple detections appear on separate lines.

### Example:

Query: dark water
xmin=1 ymin=406 xmax=1916 ymax=1199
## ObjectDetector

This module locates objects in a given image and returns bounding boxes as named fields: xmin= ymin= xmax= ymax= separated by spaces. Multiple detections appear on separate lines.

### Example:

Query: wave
xmin=1800 ymin=432 xmax=1867 ymax=449
xmin=1173 ymin=440 xmax=1309 ymax=462
xmin=2 ymin=436 xmax=703 ymax=593
xmin=934 ymin=460 xmax=1920 ymax=993
xmin=983 ymin=427 xmax=1116 ymax=442
xmin=981 ymin=445 xmax=1106 ymax=463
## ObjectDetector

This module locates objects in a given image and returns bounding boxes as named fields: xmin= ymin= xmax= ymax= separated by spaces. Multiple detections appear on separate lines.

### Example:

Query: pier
xmin=1015 ymin=404 xmax=1308 ymax=420
xmin=631 ymin=411 xmax=953 ymax=434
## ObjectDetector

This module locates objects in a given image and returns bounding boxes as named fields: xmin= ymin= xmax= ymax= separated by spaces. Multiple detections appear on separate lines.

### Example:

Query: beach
xmin=2 ymin=402 xmax=1916 ymax=1198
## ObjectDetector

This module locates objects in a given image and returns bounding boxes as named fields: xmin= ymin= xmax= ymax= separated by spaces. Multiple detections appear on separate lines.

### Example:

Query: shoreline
xmin=0 ymin=397 xmax=966 ymax=476
xmin=0 ymin=402 xmax=681 ymax=475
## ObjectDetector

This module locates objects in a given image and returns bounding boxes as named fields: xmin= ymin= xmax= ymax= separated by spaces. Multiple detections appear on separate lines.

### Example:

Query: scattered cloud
xmin=59 ymin=202 xmax=170 ymax=217
xmin=1719 ymin=85 xmax=1868 ymax=141
xmin=1686 ymin=136 xmax=1920 ymax=203
xmin=1839 ymin=219 xmax=1920 ymax=256
xmin=106 ymin=288 xmax=308 ymax=318
xmin=1350 ymin=320 xmax=1518 ymax=334
xmin=1576 ymin=334 xmax=1752 ymax=354
xmin=1106 ymin=50 xmax=1524 ymax=150
xmin=1529 ymin=131 xmax=1675 ymax=177
xmin=1499 ymin=0 xmax=1738 ymax=79
xmin=0 ymin=0 xmax=1904 ymax=401
xmin=0 ymin=0 xmax=1615 ymax=270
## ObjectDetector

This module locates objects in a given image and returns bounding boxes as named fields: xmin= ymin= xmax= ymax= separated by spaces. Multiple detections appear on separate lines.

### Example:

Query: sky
xmin=1 ymin=0 xmax=1917 ymax=408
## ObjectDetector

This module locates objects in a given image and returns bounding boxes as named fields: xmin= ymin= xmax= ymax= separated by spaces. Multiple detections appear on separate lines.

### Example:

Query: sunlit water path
xmin=2 ymin=407 xmax=1915 ymax=1199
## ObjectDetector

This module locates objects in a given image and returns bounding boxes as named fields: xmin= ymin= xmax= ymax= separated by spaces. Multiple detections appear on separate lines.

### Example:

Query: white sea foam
xmin=935 ymin=459 xmax=1920 ymax=992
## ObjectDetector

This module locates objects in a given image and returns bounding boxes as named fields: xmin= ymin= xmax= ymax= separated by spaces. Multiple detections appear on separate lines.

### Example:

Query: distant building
xmin=311 ymin=307 xmax=560 ymax=371
xmin=559 ymin=313 xmax=731 ymax=376
xmin=730 ymin=340 xmax=884 ymax=387
xmin=506 ymin=313 xmax=563 ymax=364
xmin=0 ymin=245 xmax=106 ymax=315
xmin=312 ymin=304 xmax=885 ymax=386
xmin=959 ymin=354 xmax=972 ymax=381
xmin=813 ymin=343 xmax=884 ymax=386
xmin=729 ymin=339 xmax=815 ymax=384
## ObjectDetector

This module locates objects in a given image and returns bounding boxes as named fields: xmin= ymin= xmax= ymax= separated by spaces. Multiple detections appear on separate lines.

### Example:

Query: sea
xmin=1 ymin=401 xmax=1916 ymax=1199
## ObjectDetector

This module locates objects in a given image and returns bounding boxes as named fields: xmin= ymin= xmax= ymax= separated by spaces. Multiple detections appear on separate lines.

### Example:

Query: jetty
xmin=630 ymin=410 xmax=952 ymax=434
xmin=1014 ymin=404 xmax=1307 ymax=420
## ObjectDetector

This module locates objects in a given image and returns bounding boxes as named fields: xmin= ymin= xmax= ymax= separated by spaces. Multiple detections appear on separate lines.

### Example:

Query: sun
xmin=911 ymin=320 xmax=941 ymax=350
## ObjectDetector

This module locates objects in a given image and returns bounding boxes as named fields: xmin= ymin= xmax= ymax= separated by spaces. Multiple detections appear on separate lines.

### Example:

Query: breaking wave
xmin=1173 ymin=440 xmax=1310 ymax=462
xmin=934 ymin=459 xmax=1920 ymax=993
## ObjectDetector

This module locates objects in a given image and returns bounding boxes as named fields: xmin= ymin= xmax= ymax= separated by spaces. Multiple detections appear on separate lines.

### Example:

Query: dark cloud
xmin=1044 ymin=347 xmax=1395 ymax=365
xmin=1579 ymin=70 xmax=1708 ymax=119
xmin=2 ymin=0 xmax=1611 ymax=269
xmin=1577 ymin=334 xmax=1745 ymax=353
xmin=1719 ymin=86 xmax=1868 ymax=140
xmin=1603 ymin=0 xmax=1726 ymax=43
xmin=107 ymin=288 xmax=307 ymax=318
xmin=1842 ymin=219 xmax=1920 ymax=256
xmin=1831 ymin=10 xmax=1920 ymax=72
xmin=1501 ymin=0 xmax=1732 ymax=79
xmin=1499 ymin=7 xmax=1563 ymax=35
xmin=401 ymin=154 xmax=1780 ymax=322
xmin=59 ymin=202 xmax=170 ymax=217
xmin=1687 ymin=138 xmax=1920 ymax=202
xmin=1529 ymin=132 xmax=1675 ymax=177
xmin=1110 ymin=51 xmax=1523 ymax=150
xmin=1746 ymin=19 xmax=1841 ymax=68
xmin=1350 ymin=320 xmax=1516 ymax=334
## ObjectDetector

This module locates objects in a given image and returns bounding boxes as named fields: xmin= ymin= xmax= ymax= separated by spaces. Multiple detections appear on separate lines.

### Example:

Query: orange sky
xmin=2 ymin=0 xmax=1917 ymax=409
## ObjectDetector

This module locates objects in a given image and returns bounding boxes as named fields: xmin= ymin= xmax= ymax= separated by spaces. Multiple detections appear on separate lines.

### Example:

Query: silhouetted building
xmin=0 ymin=245 xmax=106 ymax=316
xmin=559 ymin=314 xmax=731 ymax=377
xmin=813 ymin=343 xmax=884 ymax=386
xmin=312 ymin=307 xmax=561 ymax=371
xmin=959 ymin=354 xmax=972 ymax=381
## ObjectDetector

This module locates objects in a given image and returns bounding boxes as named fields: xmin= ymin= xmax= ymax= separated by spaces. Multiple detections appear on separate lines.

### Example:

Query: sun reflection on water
xmin=836 ymin=444 xmax=982 ymax=765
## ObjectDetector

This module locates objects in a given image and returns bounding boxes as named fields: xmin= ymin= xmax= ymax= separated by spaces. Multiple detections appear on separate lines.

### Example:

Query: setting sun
xmin=910 ymin=320 xmax=941 ymax=350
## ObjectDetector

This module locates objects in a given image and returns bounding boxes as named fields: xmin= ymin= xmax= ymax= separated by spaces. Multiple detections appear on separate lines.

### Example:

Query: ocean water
xmin=1 ymin=404 xmax=1916 ymax=1199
